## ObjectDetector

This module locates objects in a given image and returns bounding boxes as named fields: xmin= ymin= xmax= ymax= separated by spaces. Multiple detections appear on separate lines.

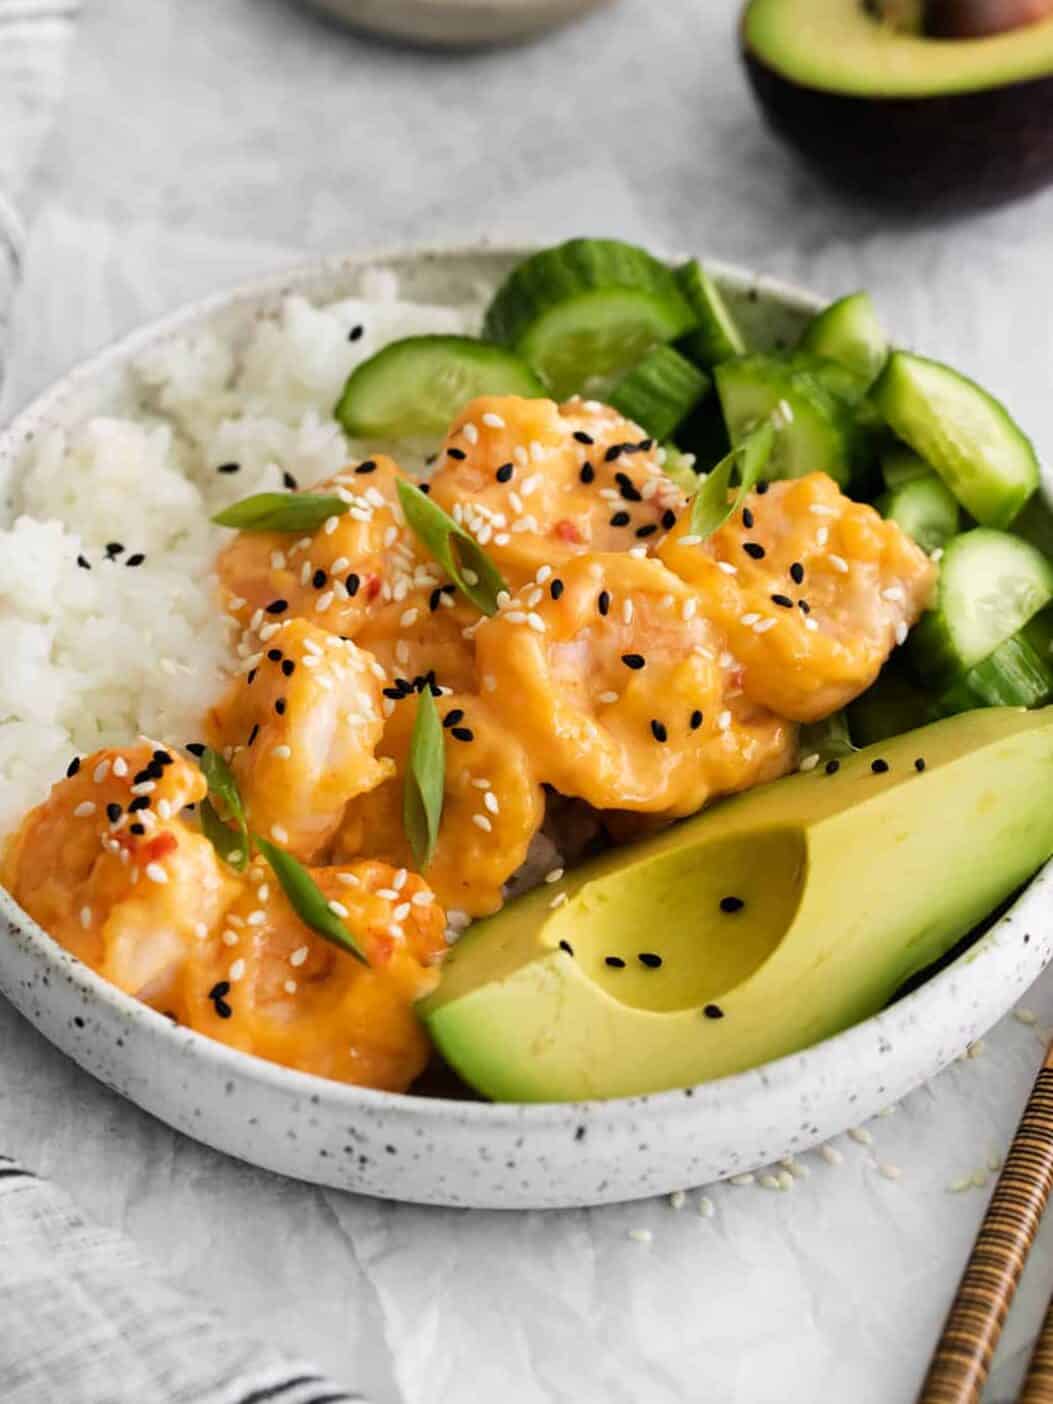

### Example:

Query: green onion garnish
xmin=198 ymin=797 xmax=248 ymax=872
xmin=396 ymin=479 xmax=508 ymax=616
xmin=211 ymin=492 xmax=350 ymax=533
xmin=254 ymin=837 xmax=369 ymax=965
xmin=403 ymin=688 xmax=445 ymax=870
xmin=196 ymin=746 xmax=249 ymax=870
xmin=689 ymin=420 xmax=775 ymax=542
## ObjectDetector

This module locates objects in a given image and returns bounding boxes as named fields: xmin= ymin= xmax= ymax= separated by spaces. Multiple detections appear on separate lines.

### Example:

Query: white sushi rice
xmin=0 ymin=280 xmax=477 ymax=837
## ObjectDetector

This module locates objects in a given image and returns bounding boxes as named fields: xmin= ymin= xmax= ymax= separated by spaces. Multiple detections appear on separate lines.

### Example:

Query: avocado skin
xmin=743 ymin=52 xmax=1053 ymax=210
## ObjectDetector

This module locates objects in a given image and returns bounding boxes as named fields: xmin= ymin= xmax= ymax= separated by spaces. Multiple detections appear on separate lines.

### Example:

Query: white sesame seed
xmin=627 ymin=1228 xmax=653 ymax=1245
xmin=805 ymin=617 xmax=819 ymax=632
xmin=1016 ymin=1007 xmax=1039 ymax=1025
xmin=112 ymin=756 xmax=128 ymax=777
xmin=948 ymin=1177 xmax=973 ymax=1194
xmin=336 ymin=871 xmax=361 ymax=886
xmin=878 ymin=1163 xmax=902 ymax=1182
xmin=848 ymin=1127 xmax=873 ymax=1146
xmin=820 ymin=1145 xmax=843 ymax=1167
xmin=776 ymin=1170 xmax=795 ymax=1191
xmin=718 ymin=710 xmax=732 ymax=731
xmin=669 ymin=1190 xmax=686 ymax=1210
xmin=283 ymin=979 xmax=298 ymax=995
xmin=545 ymin=867 xmax=565 ymax=884
xmin=227 ymin=914 xmax=245 ymax=928
xmin=393 ymin=902 xmax=411 ymax=923
xmin=698 ymin=1195 xmax=715 ymax=1218
xmin=79 ymin=905 xmax=92 ymax=929
xmin=741 ymin=613 xmax=761 ymax=627
xmin=810 ymin=503 xmax=837 ymax=516
xmin=549 ymin=892 xmax=569 ymax=909
xmin=73 ymin=801 xmax=96 ymax=818
xmin=472 ymin=814 xmax=493 ymax=832
xmin=463 ymin=422 xmax=479 ymax=445
xmin=931 ymin=547 xmax=944 ymax=562
xmin=759 ymin=1173 xmax=781 ymax=1190
xmin=222 ymin=931 xmax=239 ymax=946
xmin=681 ymin=598 xmax=697 ymax=622
xmin=400 ymin=607 xmax=419 ymax=629
xmin=895 ymin=621 xmax=909 ymax=646
xmin=526 ymin=612 xmax=546 ymax=634
xmin=597 ymin=691 xmax=619 ymax=705
xmin=270 ymin=824 xmax=289 ymax=843
xmin=258 ymin=622 xmax=281 ymax=642
xmin=229 ymin=958 xmax=246 ymax=981
xmin=290 ymin=945 xmax=309 ymax=966
xmin=272 ymin=744 xmax=292 ymax=760
xmin=679 ymin=534 xmax=702 ymax=547
xmin=628 ymin=546 xmax=648 ymax=559
xmin=754 ymin=618 xmax=777 ymax=634
xmin=129 ymin=781 xmax=155 ymax=797
xmin=411 ymin=890 xmax=434 ymax=907
xmin=317 ymin=590 xmax=335 ymax=612
xmin=882 ymin=585 xmax=905 ymax=602
xmin=145 ymin=862 xmax=168 ymax=885
xmin=462 ymin=569 xmax=479 ymax=586
xmin=828 ymin=554 xmax=849 ymax=574
xmin=328 ymin=900 xmax=349 ymax=918
xmin=816 ymin=526 xmax=830 ymax=546
xmin=93 ymin=760 xmax=111 ymax=784
xmin=729 ymin=1172 xmax=755 ymax=1186
xmin=247 ymin=910 xmax=267 ymax=927
xmin=482 ymin=412 xmax=505 ymax=429
xmin=194 ymin=921 xmax=209 ymax=940
xmin=717 ymin=561 xmax=738 ymax=575
xmin=505 ymin=610 xmax=526 ymax=624
xmin=968 ymin=1041 xmax=986 ymax=1059
xmin=799 ymin=753 xmax=821 ymax=772
xmin=324 ymin=516 xmax=339 ymax=535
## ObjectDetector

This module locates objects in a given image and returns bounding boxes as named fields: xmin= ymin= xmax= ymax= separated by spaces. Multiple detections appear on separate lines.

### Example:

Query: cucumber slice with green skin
xmin=847 ymin=668 xmax=933 ymax=748
xmin=935 ymin=610 xmax=1053 ymax=716
xmin=483 ymin=239 xmax=696 ymax=400
xmin=871 ymin=351 xmax=1039 ymax=529
xmin=334 ymin=335 xmax=544 ymax=440
xmin=714 ymin=351 xmax=864 ymax=489
xmin=800 ymin=292 xmax=888 ymax=387
xmin=1011 ymin=491 xmax=1053 ymax=559
xmin=608 ymin=345 xmax=711 ymax=442
xmin=674 ymin=261 xmax=748 ymax=367
xmin=909 ymin=527 xmax=1053 ymax=688
xmin=877 ymin=473 xmax=960 ymax=554
xmin=881 ymin=444 xmax=931 ymax=491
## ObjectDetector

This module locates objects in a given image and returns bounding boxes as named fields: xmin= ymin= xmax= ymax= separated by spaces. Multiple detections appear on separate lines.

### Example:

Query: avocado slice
xmin=421 ymin=708 xmax=1053 ymax=1102
xmin=741 ymin=0 xmax=1053 ymax=209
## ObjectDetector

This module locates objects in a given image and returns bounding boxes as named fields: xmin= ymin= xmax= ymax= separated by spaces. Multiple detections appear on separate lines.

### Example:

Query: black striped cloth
xmin=0 ymin=1155 xmax=364 ymax=1404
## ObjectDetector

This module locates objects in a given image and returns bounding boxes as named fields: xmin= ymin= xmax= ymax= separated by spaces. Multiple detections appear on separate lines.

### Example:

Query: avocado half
xmin=742 ymin=0 xmax=1053 ymax=209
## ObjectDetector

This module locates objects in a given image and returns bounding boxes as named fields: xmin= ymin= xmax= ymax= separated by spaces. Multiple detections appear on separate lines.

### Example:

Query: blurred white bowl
xmin=300 ymin=0 xmax=613 ymax=46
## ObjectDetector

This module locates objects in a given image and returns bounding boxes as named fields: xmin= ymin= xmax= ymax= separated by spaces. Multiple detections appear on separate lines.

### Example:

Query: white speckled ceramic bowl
xmin=2 ymin=245 xmax=1051 ymax=1209
xmin=299 ymin=0 xmax=612 ymax=47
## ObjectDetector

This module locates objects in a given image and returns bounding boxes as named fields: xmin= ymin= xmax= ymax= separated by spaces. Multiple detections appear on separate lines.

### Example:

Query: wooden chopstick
xmin=917 ymin=1039 xmax=1053 ymax=1404
xmin=1018 ymin=1293 xmax=1053 ymax=1403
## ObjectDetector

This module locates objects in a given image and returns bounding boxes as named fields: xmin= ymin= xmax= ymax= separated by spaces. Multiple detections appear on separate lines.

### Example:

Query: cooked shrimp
xmin=354 ymin=585 xmax=480 ymax=696
xmin=2 ymin=743 xmax=239 ymax=1018
xmin=659 ymin=472 xmax=937 ymax=722
xmin=336 ymin=691 xmax=546 ymax=917
xmin=426 ymin=396 xmax=685 ymax=589
xmin=183 ymin=856 xmax=446 ymax=1091
xmin=473 ymin=553 xmax=795 ymax=816
xmin=206 ymin=619 xmax=393 ymax=862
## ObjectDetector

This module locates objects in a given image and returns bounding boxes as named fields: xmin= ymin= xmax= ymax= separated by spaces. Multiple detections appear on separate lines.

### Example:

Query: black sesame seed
xmin=282 ymin=471 xmax=298 ymax=491
xmin=550 ymin=578 xmax=565 ymax=600
xmin=496 ymin=462 xmax=514 ymax=483
xmin=346 ymin=573 xmax=360 ymax=596
xmin=76 ymin=554 xmax=91 ymax=570
xmin=621 ymin=653 xmax=645 ymax=670
xmin=208 ymin=981 xmax=233 ymax=1019
xmin=719 ymin=896 xmax=744 ymax=913
xmin=123 ymin=552 xmax=145 ymax=568
xmin=247 ymin=723 xmax=260 ymax=747
xmin=246 ymin=669 xmax=257 ymax=686
xmin=216 ymin=462 xmax=240 ymax=475
xmin=429 ymin=587 xmax=442 ymax=612
xmin=265 ymin=599 xmax=288 ymax=615
xmin=355 ymin=460 xmax=377 ymax=475
xmin=616 ymin=473 xmax=643 ymax=503
xmin=742 ymin=507 xmax=755 ymax=529
xmin=105 ymin=542 xmax=124 ymax=557
xmin=756 ymin=480 xmax=769 ymax=495
xmin=129 ymin=796 xmax=151 ymax=812
xmin=133 ymin=768 xmax=153 ymax=785
xmin=267 ymin=648 xmax=282 ymax=662
xmin=450 ymin=726 xmax=474 ymax=742
xmin=419 ymin=482 xmax=431 ymax=495
xmin=153 ymin=750 xmax=173 ymax=766
xmin=129 ymin=822 xmax=146 ymax=836
xmin=638 ymin=952 xmax=663 ymax=969
xmin=382 ymin=686 xmax=404 ymax=701
xmin=579 ymin=462 xmax=595 ymax=484
xmin=914 ymin=757 xmax=926 ymax=773
xmin=790 ymin=562 xmax=805 ymax=585
xmin=871 ymin=758 xmax=889 ymax=774
xmin=798 ymin=600 xmax=811 ymax=615
xmin=348 ymin=324 xmax=364 ymax=342
xmin=609 ymin=511 xmax=631 ymax=528
xmin=635 ymin=523 xmax=658 ymax=539
xmin=559 ymin=939 xmax=575 ymax=956
xmin=825 ymin=759 xmax=840 ymax=775
xmin=650 ymin=719 xmax=668 ymax=743
xmin=573 ymin=430 xmax=594 ymax=445
xmin=690 ymin=709 xmax=703 ymax=730
xmin=428 ymin=678 xmax=441 ymax=696
xmin=703 ymin=1004 xmax=725 ymax=1020
xmin=605 ymin=956 xmax=626 ymax=969
xmin=597 ymin=590 xmax=611 ymax=617
xmin=604 ymin=444 xmax=625 ymax=463
xmin=185 ymin=742 xmax=206 ymax=757
xmin=275 ymin=699 xmax=286 ymax=716
xmin=771 ymin=593 xmax=794 ymax=609
xmin=447 ymin=447 xmax=466 ymax=461
xmin=638 ymin=438 xmax=655 ymax=451
xmin=106 ymin=802 xmax=122 ymax=823
xmin=66 ymin=757 xmax=81 ymax=778
xmin=281 ymin=659 xmax=295 ymax=677
xmin=443 ymin=708 xmax=465 ymax=728
xmin=743 ymin=542 xmax=766 ymax=560
xmin=661 ymin=509 xmax=677 ymax=530
xmin=312 ymin=569 xmax=327 ymax=589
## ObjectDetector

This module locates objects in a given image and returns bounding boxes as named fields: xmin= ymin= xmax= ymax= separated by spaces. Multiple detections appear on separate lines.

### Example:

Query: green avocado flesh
xmin=421 ymin=708 xmax=1053 ymax=1102
xmin=743 ymin=0 xmax=1053 ymax=96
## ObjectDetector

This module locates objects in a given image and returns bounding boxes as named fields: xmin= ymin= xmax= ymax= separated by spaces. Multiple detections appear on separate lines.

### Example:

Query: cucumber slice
xmin=1012 ymin=491 xmax=1053 ymax=559
xmin=334 ymin=335 xmax=544 ymax=439
xmin=877 ymin=473 xmax=960 ymax=554
xmin=800 ymin=292 xmax=888 ymax=387
xmin=935 ymin=610 xmax=1053 ymax=716
xmin=675 ymin=261 xmax=747 ymax=367
xmin=608 ymin=345 xmax=710 ymax=441
xmin=881 ymin=445 xmax=931 ymax=491
xmin=483 ymin=240 xmax=696 ymax=400
xmin=871 ymin=351 xmax=1039 ymax=529
xmin=909 ymin=527 xmax=1053 ymax=687
xmin=714 ymin=351 xmax=864 ymax=488
xmin=847 ymin=667 xmax=933 ymax=748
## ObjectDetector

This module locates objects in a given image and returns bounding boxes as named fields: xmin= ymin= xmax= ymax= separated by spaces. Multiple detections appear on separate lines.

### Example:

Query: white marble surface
xmin=6 ymin=1 xmax=1053 ymax=1399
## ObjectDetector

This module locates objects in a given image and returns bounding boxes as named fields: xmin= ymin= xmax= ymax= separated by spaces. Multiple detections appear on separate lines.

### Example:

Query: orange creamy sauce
xmin=3 ymin=394 xmax=935 ymax=1092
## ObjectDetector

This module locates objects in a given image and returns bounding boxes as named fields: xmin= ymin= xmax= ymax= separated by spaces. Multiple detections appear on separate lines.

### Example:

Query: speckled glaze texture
xmin=1 ymin=246 xmax=1051 ymax=1210
xmin=300 ymin=0 xmax=613 ymax=47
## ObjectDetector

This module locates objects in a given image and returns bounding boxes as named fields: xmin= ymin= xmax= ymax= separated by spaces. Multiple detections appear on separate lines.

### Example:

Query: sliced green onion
xmin=198 ymin=797 xmax=248 ymax=872
xmin=799 ymin=712 xmax=857 ymax=764
xmin=211 ymin=492 xmax=350 ymax=533
xmin=689 ymin=420 xmax=775 ymax=542
xmin=196 ymin=747 xmax=249 ymax=866
xmin=403 ymin=689 xmax=445 ymax=869
xmin=254 ymin=837 xmax=368 ymax=965
xmin=396 ymin=479 xmax=508 ymax=616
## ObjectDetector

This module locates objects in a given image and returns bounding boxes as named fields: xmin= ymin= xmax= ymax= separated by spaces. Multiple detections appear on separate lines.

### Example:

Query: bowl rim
xmin=1 ymin=239 xmax=1047 ymax=1130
